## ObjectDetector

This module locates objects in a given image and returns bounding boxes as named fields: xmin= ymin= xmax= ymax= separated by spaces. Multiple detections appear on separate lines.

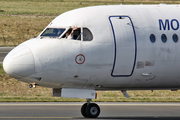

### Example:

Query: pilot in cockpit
xmin=65 ymin=26 xmax=78 ymax=39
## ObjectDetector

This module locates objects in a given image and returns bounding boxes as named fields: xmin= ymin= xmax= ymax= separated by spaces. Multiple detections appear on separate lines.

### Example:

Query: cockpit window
xmin=40 ymin=27 xmax=93 ymax=41
xmin=83 ymin=28 xmax=93 ymax=41
xmin=62 ymin=27 xmax=93 ymax=41
xmin=40 ymin=28 xmax=65 ymax=37
xmin=62 ymin=28 xmax=81 ymax=40
xmin=73 ymin=28 xmax=81 ymax=40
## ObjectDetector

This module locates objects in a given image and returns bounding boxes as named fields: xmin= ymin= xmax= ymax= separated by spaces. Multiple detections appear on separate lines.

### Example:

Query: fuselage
xmin=3 ymin=4 xmax=180 ymax=91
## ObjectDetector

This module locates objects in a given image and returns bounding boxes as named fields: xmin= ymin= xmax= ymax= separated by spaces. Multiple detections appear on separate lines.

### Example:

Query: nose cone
xmin=3 ymin=45 xmax=35 ymax=79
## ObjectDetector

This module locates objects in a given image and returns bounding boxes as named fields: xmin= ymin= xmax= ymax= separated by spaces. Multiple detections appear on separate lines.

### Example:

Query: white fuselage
xmin=3 ymin=5 xmax=180 ymax=91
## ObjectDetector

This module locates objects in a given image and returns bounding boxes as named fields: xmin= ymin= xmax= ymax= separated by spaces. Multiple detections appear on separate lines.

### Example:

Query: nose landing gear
xmin=81 ymin=99 xmax=100 ymax=118
xmin=29 ymin=83 xmax=37 ymax=88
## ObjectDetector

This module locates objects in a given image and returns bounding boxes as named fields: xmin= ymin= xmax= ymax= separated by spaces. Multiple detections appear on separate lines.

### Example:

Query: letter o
xmin=171 ymin=19 xmax=179 ymax=30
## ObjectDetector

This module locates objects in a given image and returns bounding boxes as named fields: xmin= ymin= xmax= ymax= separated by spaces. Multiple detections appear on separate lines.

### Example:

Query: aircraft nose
xmin=3 ymin=45 xmax=35 ymax=79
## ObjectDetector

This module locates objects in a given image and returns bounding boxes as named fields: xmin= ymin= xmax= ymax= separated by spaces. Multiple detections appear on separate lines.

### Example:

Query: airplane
xmin=3 ymin=4 xmax=180 ymax=118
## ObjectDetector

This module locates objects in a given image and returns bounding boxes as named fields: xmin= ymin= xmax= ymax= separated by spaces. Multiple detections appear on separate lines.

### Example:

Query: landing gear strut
xmin=81 ymin=99 xmax=100 ymax=118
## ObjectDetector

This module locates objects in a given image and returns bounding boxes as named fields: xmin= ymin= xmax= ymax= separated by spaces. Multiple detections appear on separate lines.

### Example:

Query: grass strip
xmin=1 ymin=0 xmax=180 ymax=46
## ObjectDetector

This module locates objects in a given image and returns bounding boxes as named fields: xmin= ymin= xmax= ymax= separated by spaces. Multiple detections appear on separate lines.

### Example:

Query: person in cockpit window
xmin=66 ymin=26 xmax=78 ymax=39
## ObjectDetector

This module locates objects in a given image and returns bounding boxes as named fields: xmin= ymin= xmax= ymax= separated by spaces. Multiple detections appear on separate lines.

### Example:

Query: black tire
xmin=29 ymin=84 xmax=33 ymax=88
xmin=81 ymin=103 xmax=88 ymax=117
xmin=85 ymin=103 xmax=100 ymax=118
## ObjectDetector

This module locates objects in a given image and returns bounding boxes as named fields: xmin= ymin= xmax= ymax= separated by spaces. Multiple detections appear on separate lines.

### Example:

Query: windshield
xmin=40 ymin=28 xmax=66 ymax=37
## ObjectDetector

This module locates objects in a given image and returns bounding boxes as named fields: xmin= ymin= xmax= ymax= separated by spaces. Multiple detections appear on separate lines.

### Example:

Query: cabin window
xmin=40 ymin=28 xmax=65 ymax=38
xmin=172 ymin=34 xmax=178 ymax=43
xmin=150 ymin=34 xmax=156 ymax=43
xmin=161 ymin=34 xmax=167 ymax=43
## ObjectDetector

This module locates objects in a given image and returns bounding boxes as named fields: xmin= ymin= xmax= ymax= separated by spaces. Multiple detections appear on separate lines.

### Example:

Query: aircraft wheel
xmin=29 ymin=84 xmax=33 ymax=88
xmin=85 ymin=103 xmax=100 ymax=118
xmin=81 ymin=103 xmax=88 ymax=117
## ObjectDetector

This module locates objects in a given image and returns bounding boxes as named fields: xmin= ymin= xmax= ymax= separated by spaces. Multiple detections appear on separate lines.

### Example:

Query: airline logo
xmin=159 ymin=19 xmax=179 ymax=30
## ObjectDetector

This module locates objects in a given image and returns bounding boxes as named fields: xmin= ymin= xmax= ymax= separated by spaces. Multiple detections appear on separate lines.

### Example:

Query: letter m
xmin=159 ymin=19 xmax=170 ymax=30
